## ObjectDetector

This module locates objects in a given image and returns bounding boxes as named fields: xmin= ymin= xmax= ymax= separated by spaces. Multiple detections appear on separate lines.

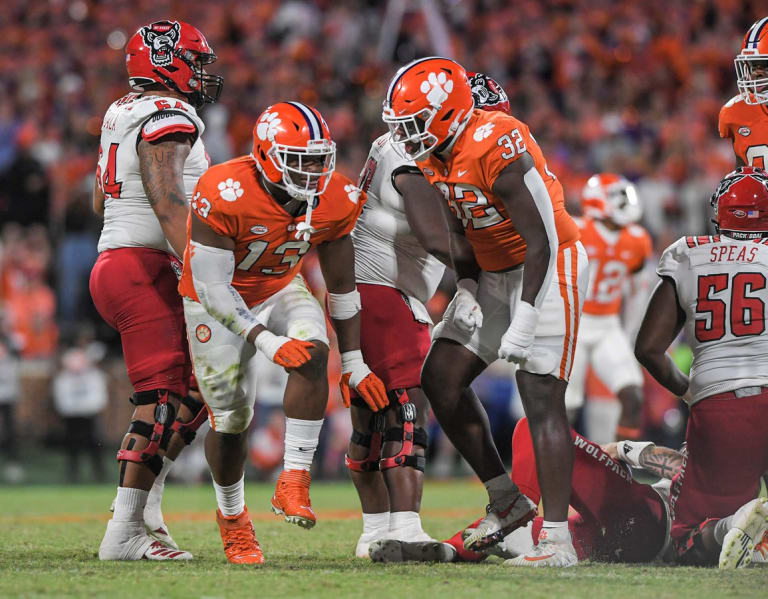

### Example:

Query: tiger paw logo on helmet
xmin=473 ymin=122 xmax=496 ymax=142
xmin=140 ymin=21 xmax=181 ymax=67
xmin=256 ymin=112 xmax=281 ymax=142
xmin=344 ymin=184 xmax=361 ymax=204
xmin=420 ymin=72 xmax=454 ymax=106
xmin=218 ymin=178 xmax=244 ymax=202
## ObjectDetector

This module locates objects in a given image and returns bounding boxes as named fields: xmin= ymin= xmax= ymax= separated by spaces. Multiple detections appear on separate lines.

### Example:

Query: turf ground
xmin=1 ymin=480 xmax=765 ymax=598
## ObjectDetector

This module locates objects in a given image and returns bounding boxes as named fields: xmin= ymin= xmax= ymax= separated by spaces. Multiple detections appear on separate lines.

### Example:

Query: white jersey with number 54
xmin=657 ymin=234 xmax=768 ymax=403
xmin=352 ymin=134 xmax=444 ymax=308
xmin=95 ymin=92 xmax=207 ymax=254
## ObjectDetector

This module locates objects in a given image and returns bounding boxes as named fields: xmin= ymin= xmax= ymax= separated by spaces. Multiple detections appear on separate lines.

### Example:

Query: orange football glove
xmin=339 ymin=351 xmax=389 ymax=412
xmin=254 ymin=330 xmax=314 ymax=369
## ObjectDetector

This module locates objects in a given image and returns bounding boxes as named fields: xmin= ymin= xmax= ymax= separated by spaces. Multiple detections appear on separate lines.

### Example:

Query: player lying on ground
xmin=370 ymin=417 xmax=768 ymax=567
xmin=93 ymin=20 xmax=221 ymax=561
xmin=634 ymin=166 xmax=768 ymax=569
xmin=347 ymin=72 xmax=511 ymax=558
xmin=566 ymin=174 xmax=651 ymax=440
xmin=178 ymin=101 xmax=386 ymax=564
xmin=383 ymin=56 xmax=587 ymax=566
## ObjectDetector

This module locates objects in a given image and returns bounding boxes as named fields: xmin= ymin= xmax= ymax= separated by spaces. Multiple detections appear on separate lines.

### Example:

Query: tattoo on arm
xmin=638 ymin=446 xmax=684 ymax=480
xmin=138 ymin=138 xmax=191 ymax=215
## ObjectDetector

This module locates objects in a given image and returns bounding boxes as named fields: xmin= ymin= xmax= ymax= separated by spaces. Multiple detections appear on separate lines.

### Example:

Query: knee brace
xmin=117 ymin=390 xmax=177 ymax=476
xmin=379 ymin=389 xmax=428 ymax=473
xmin=345 ymin=411 xmax=386 ymax=472
xmin=170 ymin=394 xmax=208 ymax=444
xmin=675 ymin=518 xmax=719 ymax=567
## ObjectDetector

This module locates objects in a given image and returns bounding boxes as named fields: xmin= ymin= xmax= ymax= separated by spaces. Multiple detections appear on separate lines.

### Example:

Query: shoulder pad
xmin=723 ymin=94 xmax=745 ymax=109
xmin=657 ymin=237 xmax=689 ymax=279
xmin=141 ymin=110 xmax=197 ymax=143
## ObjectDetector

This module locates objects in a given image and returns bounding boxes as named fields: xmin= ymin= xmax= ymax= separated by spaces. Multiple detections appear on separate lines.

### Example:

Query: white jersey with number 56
xmin=352 ymin=134 xmax=444 ymax=307
xmin=96 ymin=92 xmax=207 ymax=254
xmin=657 ymin=234 xmax=768 ymax=403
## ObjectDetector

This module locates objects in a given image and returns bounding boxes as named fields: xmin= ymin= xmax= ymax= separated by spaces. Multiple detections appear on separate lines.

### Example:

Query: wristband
xmin=616 ymin=440 xmax=654 ymax=469
xmin=328 ymin=289 xmax=361 ymax=320
xmin=254 ymin=329 xmax=284 ymax=361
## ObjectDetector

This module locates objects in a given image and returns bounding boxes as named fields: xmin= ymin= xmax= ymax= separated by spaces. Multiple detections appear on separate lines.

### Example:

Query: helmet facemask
xmin=382 ymin=106 xmax=438 ymax=161
xmin=267 ymin=139 xmax=336 ymax=202
xmin=735 ymin=54 xmax=768 ymax=105
xmin=606 ymin=183 xmax=641 ymax=226
xmin=175 ymin=49 xmax=223 ymax=108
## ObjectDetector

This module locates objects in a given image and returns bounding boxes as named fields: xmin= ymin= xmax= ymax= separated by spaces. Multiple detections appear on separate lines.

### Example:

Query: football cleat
xmin=463 ymin=493 xmax=537 ymax=552
xmin=271 ymin=469 xmax=316 ymax=529
xmin=719 ymin=497 xmax=768 ymax=570
xmin=369 ymin=539 xmax=456 ymax=563
xmin=752 ymin=529 xmax=768 ymax=564
xmin=145 ymin=524 xmax=179 ymax=550
xmin=217 ymin=507 xmax=265 ymax=564
xmin=504 ymin=530 xmax=577 ymax=568
xmin=355 ymin=528 xmax=389 ymax=559
xmin=98 ymin=519 xmax=192 ymax=561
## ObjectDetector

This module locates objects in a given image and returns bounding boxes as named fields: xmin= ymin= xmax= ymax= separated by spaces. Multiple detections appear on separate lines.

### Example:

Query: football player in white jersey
xmin=635 ymin=166 xmax=768 ymax=569
xmin=90 ymin=20 xmax=222 ymax=561
xmin=348 ymin=73 xmax=514 ymax=559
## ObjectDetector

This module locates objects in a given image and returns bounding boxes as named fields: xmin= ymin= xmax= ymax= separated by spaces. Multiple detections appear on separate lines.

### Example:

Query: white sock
xmin=541 ymin=520 xmax=570 ymax=543
xmin=284 ymin=418 xmax=323 ymax=471
xmin=362 ymin=512 xmax=390 ymax=535
xmin=113 ymin=487 xmax=149 ymax=522
xmin=390 ymin=511 xmax=422 ymax=532
xmin=213 ymin=474 xmax=245 ymax=517
xmin=484 ymin=473 xmax=518 ymax=506
xmin=714 ymin=516 xmax=735 ymax=545
xmin=144 ymin=456 xmax=174 ymax=527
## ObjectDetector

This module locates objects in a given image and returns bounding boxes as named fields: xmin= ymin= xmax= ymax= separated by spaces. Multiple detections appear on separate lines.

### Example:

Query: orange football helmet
xmin=581 ymin=173 xmax=641 ymax=226
xmin=736 ymin=17 xmax=768 ymax=105
xmin=382 ymin=57 xmax=474 ymax=160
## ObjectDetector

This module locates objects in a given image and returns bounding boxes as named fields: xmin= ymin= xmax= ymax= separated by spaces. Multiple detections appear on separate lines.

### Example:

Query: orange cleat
xmin=271 ymin=469 xmax=316 ymax=529
xmin=216 ymin=506 xmax=265 ymax=564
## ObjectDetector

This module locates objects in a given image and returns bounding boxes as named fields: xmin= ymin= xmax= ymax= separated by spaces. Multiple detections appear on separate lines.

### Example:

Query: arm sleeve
xmin=522 ymin=166 xmax=559 ymax=310
xmin=189 ymin=241 xmax=264 ymax=338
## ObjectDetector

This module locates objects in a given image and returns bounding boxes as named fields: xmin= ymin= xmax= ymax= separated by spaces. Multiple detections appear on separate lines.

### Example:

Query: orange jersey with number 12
xmin=417 ymin=109 xmax=579 ymax=272
xmin=178 ymin=156 xmax=365 ymax=308
xmin=579 ymin=217 xmax=651 ymax=316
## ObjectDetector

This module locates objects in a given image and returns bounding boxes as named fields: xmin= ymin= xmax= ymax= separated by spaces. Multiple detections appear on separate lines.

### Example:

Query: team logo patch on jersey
xmin=140 ymin=21 xmax=181 ymax=67
xmin=739 ymin=126 xmax=751 ymax=137
xmin=256 ymin=111 xmax=281 ymax=142
xmin=344 ymin=184 xmax=361 ymax=204
xmin=422 ymin=168 xmax=435 ymax=176
xmin=419 ymin=72 xmax=453 ymax=106
xmin=473 ymin=122 xmax=496 ymax=141
xmin=733 ymin=209 xmax=748 ymax=218
xmin=250 ymin=225 xmax=269 ymax=235
xmin=195 ymin=324 xmax=211 ymax=343
xmin=218 ymin=178 xmax=244 ymax=202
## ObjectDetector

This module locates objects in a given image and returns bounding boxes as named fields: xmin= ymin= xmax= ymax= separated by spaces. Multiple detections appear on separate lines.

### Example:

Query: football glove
xmin=254 ymin=330 xmax=314 ymax=369
xmin=339 ymin=350 xmax=388 ymax=411
xmin=451 ymin=278 xmax=483 ymax=334
xmin=498 ymin=301 xmax=539 ymax=363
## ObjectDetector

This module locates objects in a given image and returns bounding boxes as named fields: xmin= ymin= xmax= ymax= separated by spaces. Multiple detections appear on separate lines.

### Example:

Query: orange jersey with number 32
xmin=718 ymin=95 xmax=768 ymax=168
xmin=579 ymin=217 xmax=651 ymax=316
xmin=178 ymin=156 xmax=365 ymax=307
xmin=417 ymin=109 xmax=579 ymax=272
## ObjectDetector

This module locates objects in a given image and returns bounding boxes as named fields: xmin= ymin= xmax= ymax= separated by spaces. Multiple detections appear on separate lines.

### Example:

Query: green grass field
xmin=1 ymin=480 xmax=765 ymax=598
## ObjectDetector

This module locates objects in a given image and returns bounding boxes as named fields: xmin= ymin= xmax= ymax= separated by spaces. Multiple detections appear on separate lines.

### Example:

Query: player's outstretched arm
xmin=492 ymin=153 xmax=558 ymax=362
xmin=602 ymin=440 xmax=684 ymax=480
xmin=138 ymin=132 xmax=195 ymax=258
xmin=634 ymin=277 xmax=689 ymax=396
xmin=318 ymin=234 xmax=387 ymax=411
xmin=398 ymin=171 xmax=453 ymax=267
xmin=188 ymin=212 xmax=313 ymax=369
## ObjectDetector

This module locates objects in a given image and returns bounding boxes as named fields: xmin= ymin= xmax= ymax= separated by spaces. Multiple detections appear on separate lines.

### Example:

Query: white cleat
xmin=145 ymin=523 xmax=179 ymax=550
xmin=355 ymin=529 xmax=389 ymax=559
xmin=719 ymin=497 xmax=768 ymax=570
xmin=504 ymin=533 xmax=578 ymax=568
xmin=463 ymin=493 xmax=537 ymax=552
xmin=99 ymin=519 xmax=192 ymax=561
xmin=369 ymin=539 xmax=456 ymax=563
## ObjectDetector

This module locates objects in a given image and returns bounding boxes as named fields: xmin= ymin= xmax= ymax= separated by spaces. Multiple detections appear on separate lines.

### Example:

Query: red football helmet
xmin=735 ymin=17 xmax=768 ymax=105
xmin=581 ymin=173 xmax=641 ymax=226
xmin=382 ymin=57 xmax=474 ymax=160
xmin=467 ymin=71 xmax=511 ymax=115
xmin=125 ymin=20 xmax=222 ymax=108
xmin=712 ymin=166 xmax=768 ymax=238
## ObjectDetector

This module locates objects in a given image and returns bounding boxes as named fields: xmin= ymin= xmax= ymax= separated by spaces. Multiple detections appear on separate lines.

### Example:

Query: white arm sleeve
xmin=523 ymin=167 xmax=559 ymax=309
xmin=189 ymin=240 xmax=264 ymax=338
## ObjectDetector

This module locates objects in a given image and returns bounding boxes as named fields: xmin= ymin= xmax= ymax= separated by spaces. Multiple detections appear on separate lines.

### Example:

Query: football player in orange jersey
xmin=383 ymin=57 xmax=589 ymax=567
xmin=565 ymin=174 xmax=652 ymax=441
xmin=177 ymin=102 xmax=387 ymax=564
xmin=719 ymin=17 xmax=768 ymax=168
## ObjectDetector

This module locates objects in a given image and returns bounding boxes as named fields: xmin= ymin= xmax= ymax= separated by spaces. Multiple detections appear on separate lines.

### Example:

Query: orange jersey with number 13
xmin=417 ymin=109 xmax=579 ymax=272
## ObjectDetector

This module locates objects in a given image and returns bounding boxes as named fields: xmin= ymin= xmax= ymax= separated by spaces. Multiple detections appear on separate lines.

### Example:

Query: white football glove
xmin=451 ymin=278 xmax=483 ymax=334
xmin=498 ymin=301 xmax=539 ymax=363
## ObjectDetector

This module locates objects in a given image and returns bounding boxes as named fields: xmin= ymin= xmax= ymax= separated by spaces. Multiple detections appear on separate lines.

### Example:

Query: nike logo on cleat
xmin=524 ymin=553 xmax=555 ymax=562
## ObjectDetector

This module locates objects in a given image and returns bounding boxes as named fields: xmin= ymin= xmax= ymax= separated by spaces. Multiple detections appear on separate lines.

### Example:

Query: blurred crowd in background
xmin=0 ymin=0 xmax=756 ymax=484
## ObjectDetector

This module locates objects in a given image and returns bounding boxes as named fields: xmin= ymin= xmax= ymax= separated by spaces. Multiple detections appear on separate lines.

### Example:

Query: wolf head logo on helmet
xmin=712 ymin=166 xmax=768 ymax=238
xmin=467 ymin=71 xmax=511 ymax=115
xmin=140 ymin=21 xmax=181 ymax=67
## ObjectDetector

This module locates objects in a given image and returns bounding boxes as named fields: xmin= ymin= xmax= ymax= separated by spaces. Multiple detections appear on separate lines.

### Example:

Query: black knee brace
xmin=675 ymin=518 xmax=719 ymax=567
xmin=379 ymin=390 xmax=427 ymax=472
xmin=116 ymin=390 xmax=176 ymax=476
xmin=170 ymin=394 xmax=208 ymax=445
xmin=345 ymin=411 xmax=386 ymax=472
